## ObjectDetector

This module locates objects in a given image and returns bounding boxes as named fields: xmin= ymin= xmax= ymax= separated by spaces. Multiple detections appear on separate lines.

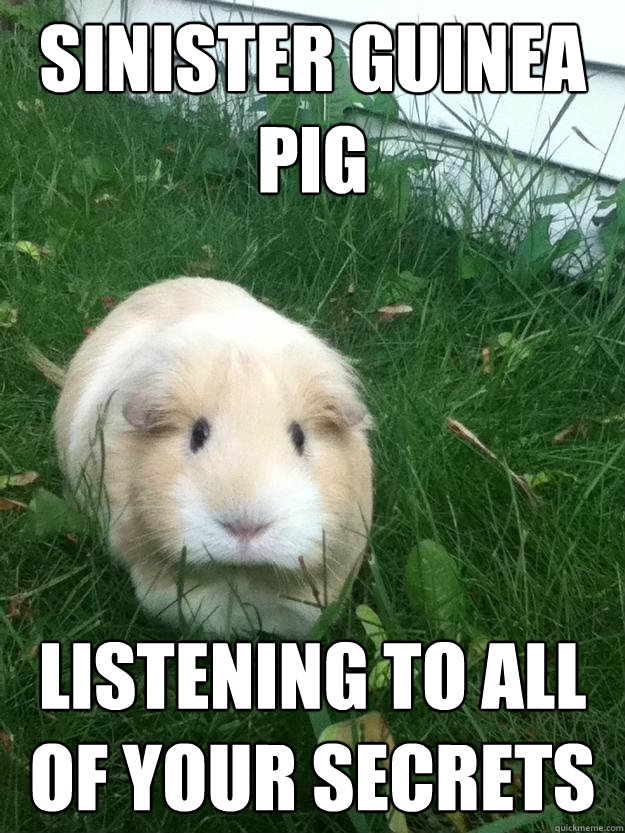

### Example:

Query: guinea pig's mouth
xmin=187 ymin=522 xmax=319 ymax=571
xmin=213 ymin=519 xmax=278 ymax=565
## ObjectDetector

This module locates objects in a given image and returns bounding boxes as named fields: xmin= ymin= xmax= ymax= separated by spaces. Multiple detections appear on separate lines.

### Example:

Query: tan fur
xmin=54 ymin=277 xmax=373 ymax=637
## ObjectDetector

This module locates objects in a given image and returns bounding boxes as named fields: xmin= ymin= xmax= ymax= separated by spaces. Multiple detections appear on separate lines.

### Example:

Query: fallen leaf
xmin=317 ymin=711 xmax=406 ymax=832
xmin=15 ymin=240 xmax=49 ymax=261
xmin=378 ymin=303 xmax=413 ymax=324
xmin=553 ymin=421 xmax=588 ymax=444
xmin=82 ymin=325 xmax=95 ymax=336
xmin=8 ymin=592 xmax=34 ymax=622
xmin=0 ymin=497 xmax=27 ymax=511
xmin=446 ymin=418 xmax=538 ymax=508
xmin=94 ymin=192 xmax=116 ymax=206
xmin=446 ymin=811 xmax=470 ymax=833
xmin=0 ymin=731 xmax=13 ymax=755
xmin=29 ymin=644 xmax=40 ymax=660
xmin=347 ymin=283 xmax=356 ymax=296
xmin=0 ymin=301 xmax=18 ymax=328
xmin=481 ymin=345 xmax=491 ymax=374
xmin=523 ymin=470 xmax=578 ymax=488
xmin=0 ymin=471 xmax=38 ymax=490
xmin=101 ymin=295 xmax=117 ymax=311
xmin=319 ymin=712 xmax=395 ymax=758
xmin=165 ymin=142 xmax=175 ymax=156
xmin=572 ymin=126 xmax=600 ymax=151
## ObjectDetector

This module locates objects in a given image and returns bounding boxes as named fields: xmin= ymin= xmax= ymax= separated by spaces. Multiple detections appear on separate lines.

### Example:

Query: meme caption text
xmin=33 ymin=640 xmax=592 ymax=815
xmin=39 ymin=21 xmax=589 ymax=194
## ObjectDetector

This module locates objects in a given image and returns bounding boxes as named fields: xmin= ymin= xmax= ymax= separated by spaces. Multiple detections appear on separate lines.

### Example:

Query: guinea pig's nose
xmin=219 ymin=519 xmax=271 ymax=542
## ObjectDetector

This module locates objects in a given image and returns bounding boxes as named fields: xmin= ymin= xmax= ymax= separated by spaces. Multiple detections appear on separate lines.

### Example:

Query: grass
xmin=1 ymin=14 xmax=624 ymax=833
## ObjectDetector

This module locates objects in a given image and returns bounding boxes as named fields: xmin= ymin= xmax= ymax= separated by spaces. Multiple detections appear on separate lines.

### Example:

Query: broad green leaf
xmin=397 ymin=269 xmax=428 ymax=294
xmin=248 ymin=95 xmax=268 ymax=113
xmin=551 ymin=228 xmax=582 ymax=260
xmin=366 ymin=91 xmax=399 ymax=121
xmin=24 ymin=488 xmax=88 ymax=539
xmin=355 ymin=604 xmax=387 ymax=653
xmin=266 ymin=92 xmax=300 ymax=126
xmin=200 ymin=146 xmax=234 ymax=176
xmin=514 ymin=215 xmax=554 ymax=268
xmin=377 ymin=160 xmax=412 ymax=223
xmin=536 ymin=179 xmax=590 ymax=206
xmin=460 ymin=250 xmax=490 ymax=281
xmin=405 ymin=539 xmax=469 ymax=638
xmin=369 ymin=659 xmax=392 ymax=692
xmin=308 ymin=42 xmax=374 ymax=125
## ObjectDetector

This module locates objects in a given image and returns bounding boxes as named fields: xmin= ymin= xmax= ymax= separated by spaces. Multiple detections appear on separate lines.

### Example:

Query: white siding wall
xmin=67 ymin=0 xmax=625 ymax=262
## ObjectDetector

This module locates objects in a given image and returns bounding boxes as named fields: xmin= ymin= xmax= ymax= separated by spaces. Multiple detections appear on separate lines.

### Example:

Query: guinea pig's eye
xmin=190 ymin=418 xmax=210 ymax=453
xmin=289 ymin=421 xmax=305 ymax=455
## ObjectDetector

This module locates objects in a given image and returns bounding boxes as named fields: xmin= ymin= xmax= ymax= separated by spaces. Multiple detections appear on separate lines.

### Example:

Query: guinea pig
xmin=54 ymin=277 xmax=373 ymax=638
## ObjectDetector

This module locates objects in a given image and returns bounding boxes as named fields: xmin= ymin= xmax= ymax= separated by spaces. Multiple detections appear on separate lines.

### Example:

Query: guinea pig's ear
xmin=341 ymin=398 xmax=374 ymax=431
xmin=118 ymin=363 xmax=174 ymax=431
xmin=121 ymin=392 xmax=160 ymax=431
xmin=310 ymin=373 xmax=374 ymax=433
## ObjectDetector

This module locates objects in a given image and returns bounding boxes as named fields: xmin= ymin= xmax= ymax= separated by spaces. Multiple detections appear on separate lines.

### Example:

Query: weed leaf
xmin=405 ymin=539 xmax=469 ymax=638
xmin=24 ymin=488 xmax=88 ymax=539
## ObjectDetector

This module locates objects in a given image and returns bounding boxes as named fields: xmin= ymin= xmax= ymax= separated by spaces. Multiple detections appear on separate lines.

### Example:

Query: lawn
xmin=1 ymin=10 xmax=624 ymax=833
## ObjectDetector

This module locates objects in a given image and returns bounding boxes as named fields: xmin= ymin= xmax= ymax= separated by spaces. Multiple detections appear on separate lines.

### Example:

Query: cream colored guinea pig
xmin=54 ymin=277 xmax=373 ymax=638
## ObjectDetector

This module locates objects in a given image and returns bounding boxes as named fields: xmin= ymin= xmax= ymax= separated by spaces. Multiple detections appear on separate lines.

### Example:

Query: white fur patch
xmin=131 ymin=565 xmax=320 ymax=638
xmin=165 ymin=307 xmax=308 ymax=356
xmin=67 ymin=323 xmax=150 ymax=468
xmin=173 ymin=469 xmax=324 ymax=570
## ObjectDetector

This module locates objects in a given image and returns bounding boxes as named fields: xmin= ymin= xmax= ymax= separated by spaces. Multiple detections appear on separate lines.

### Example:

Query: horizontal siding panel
xmin=69 ymin=0 xmax=625 ymax=181
xmin=67 ymin=0 xmax=624 ymax=265
xmin=210 ymin=0 xmax=625 ymax=70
